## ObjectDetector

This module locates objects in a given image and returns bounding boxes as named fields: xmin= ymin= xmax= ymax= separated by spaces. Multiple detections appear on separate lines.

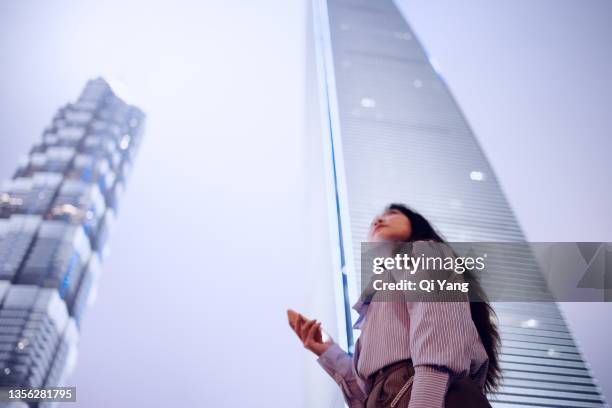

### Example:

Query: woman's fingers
xmin=316 ymin=323 xmax=323 ymax=343
xmin=305 ymin=322 xmax=321 ymax=347
xmin=290 ymin=313 xmax=328 ymax=355
xmin=293 ymin=313 xmax=307 ymax=335
xmin=294 ymin=318 xmax=302 ymax=337
xmin=300 ymin=319 xmax=316 ymax=341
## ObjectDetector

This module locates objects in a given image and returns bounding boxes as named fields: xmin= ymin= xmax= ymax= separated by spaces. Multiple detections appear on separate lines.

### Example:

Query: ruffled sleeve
xmin=317 ymin=340 xmax=368 ymax=408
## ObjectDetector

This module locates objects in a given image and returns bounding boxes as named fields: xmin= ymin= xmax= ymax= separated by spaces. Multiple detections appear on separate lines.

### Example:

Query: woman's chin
xmin=371 ymin=234 xmax=393 ymax=243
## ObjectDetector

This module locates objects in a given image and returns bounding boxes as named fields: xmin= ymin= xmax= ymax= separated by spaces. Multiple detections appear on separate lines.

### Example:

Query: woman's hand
xmin=290 ymin=314 xmax=334 ymax=356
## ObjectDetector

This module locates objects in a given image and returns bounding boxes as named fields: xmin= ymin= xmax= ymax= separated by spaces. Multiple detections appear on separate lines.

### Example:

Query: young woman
xmin=291 ymin=203 xmax=500 ymax=408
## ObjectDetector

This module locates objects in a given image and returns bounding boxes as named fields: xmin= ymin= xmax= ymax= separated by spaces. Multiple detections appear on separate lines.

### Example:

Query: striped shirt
xmin=317 ymin=240 xmax=490 ymax=408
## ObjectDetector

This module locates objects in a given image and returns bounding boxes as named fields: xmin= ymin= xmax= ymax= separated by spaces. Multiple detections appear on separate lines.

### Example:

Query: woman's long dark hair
xmin=387 ymin=203 xmax=501 ymax=393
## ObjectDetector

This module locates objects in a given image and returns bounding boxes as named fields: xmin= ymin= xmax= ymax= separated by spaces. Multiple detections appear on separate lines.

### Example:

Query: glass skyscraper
xmin=0 ymin=78 xmax=144 ymax=407
xmin=312 ymin=0 xmax=607 ymax=406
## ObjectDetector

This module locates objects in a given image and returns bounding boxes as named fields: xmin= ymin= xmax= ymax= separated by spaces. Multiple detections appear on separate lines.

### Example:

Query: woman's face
xmin=368 ymin=208 xmax=412 ymax=242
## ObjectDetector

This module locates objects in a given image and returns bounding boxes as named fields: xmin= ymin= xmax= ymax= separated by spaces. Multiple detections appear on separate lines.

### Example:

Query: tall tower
xmin=0 ymin=78 xmax=144 ymax=406
xmin=312 ymin=0 xmax=607 ymax=406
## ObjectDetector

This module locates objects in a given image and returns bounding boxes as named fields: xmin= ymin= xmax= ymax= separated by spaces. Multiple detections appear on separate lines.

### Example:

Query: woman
xmin=291 ymin=203 xmax=500 ymax=408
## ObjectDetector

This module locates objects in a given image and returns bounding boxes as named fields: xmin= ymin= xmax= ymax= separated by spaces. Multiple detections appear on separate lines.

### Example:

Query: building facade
xmin=0 ymin=78 xmax=144 ymax=407
xmin=312 ymin=0 xmax=607 ymax=406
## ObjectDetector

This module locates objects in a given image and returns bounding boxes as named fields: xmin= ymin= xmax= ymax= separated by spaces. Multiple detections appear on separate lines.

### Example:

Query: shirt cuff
xmin=408 ymin=365 xmax=450 ymax=408
xmin=316 ymin=343 xmax=348 ymax=379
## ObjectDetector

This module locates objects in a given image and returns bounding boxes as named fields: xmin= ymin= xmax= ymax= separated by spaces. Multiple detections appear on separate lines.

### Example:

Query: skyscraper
xmin=0 ymin=78 xmax=144 ymax=406
xmin=312 ymin=0 xmax=607 ymax=406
